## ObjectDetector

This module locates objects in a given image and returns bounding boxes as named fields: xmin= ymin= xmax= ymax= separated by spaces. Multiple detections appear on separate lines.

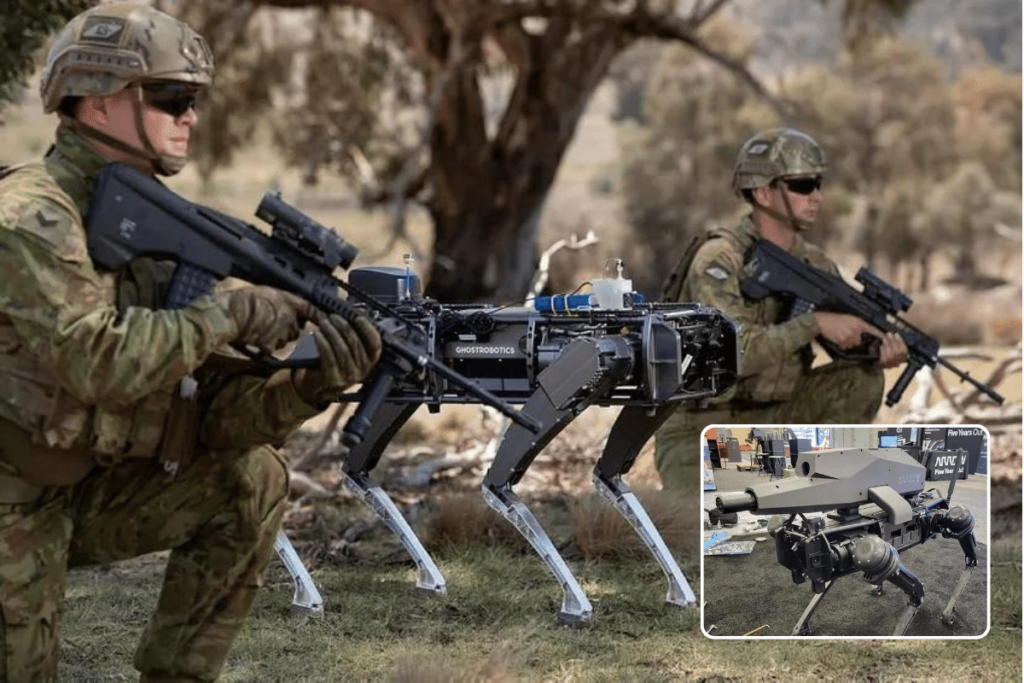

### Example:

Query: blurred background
xmin=4 ymin=0 xmax=1019 ymax=424
xmin=2 ymin=4 xmax=1020 ymax=677
xmin=3 ymin=0 xmax=1020 ymax=472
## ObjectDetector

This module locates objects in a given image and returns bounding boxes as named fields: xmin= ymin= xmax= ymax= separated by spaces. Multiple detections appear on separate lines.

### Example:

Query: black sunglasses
xmin=139 ymin=82 xmax=202 ymax=118
xmin=779 ymin=176 xmax=824 ymax=195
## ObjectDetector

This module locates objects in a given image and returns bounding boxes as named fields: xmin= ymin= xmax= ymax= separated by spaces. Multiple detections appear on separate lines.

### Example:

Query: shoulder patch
xmin=35 ymin=206 xmax=63 ymax=230
xmin=10 ymin=200 xmax=87 ymax=263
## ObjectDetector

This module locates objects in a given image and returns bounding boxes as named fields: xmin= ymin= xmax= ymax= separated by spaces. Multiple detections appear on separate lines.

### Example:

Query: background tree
xmin=953 ymin=64 xmax=1022 ymax=193
xmin=616 ymin=17 xmax=764 ymax=297
xmin=175 ymin=0 xmax=784 ymax=302
xmin=0 ymin=0 xmax=95 ymax=123
xmin=780 ymin=37 xmax=959 ymax=273
xmin=157 ymin=0 xmax=298 ymax=184
xmin=915 ymin=162 xmax=1022 ymax=286
xmin=832 ymin=0 xmax=917 ymax=54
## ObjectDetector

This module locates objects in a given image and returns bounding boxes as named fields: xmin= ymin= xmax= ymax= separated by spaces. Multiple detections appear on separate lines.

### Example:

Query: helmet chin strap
xmin=128 ymin=85 xmax=188 ymax=176
xmin=752 ymin=183 xmax=812 ymax=233
xmin=60 ymin=86 xmax=188 ymax=177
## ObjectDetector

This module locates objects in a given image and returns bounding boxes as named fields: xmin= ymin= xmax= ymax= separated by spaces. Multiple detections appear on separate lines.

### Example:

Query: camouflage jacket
xmin=666 ymin=215 xmax=837 ymax=404
xmin=0 ymin=126 xmax=318 ymax=478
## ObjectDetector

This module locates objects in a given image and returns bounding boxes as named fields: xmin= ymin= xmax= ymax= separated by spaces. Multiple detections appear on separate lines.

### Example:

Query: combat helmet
xmin=731 ymin=128 xmax=828 ymax=196
xmin=39 ymin=3 xmax=213 ymax=176
xmin=40 ymin=3 xmax=214 ymax=114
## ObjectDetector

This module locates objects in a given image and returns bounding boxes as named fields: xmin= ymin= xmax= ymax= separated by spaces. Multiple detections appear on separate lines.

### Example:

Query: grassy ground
xmin=60 ymin=536 xmax=1021 ymax=681
xmin=58 ymin=407 xmax=1022 ymax=680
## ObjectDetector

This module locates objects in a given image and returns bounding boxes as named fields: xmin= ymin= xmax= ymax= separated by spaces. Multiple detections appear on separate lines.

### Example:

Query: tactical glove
xmin=293 ymin=312 xmax=382 ymax=405
xmin=214 ymin=286 xmax=312 ymax=353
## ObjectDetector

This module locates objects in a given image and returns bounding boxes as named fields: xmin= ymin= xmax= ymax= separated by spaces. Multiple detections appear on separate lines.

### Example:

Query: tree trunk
xmin=863 ymin=201 xmax=880 ymax=270
xmin=424 ymin=22 xmax=624 ymax=302
xmin=918 ymin=250 xmax=931 ymax=291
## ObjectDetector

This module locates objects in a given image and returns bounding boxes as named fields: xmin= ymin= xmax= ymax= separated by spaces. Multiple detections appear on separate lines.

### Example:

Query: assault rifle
xmin=87 ymin=162 xmax=740 ymax=623
xmin=741 ymin=239 xmax=1005 ymax=407
xmin=85 ymin=163 xmax=535 ymax=433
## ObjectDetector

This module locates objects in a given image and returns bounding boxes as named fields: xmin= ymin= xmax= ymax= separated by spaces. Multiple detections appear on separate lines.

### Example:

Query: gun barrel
xmin=717 ymin=448 xmax=926 ymax=517
xmin=716 ymin=491 xmax=756 ymax=513
xmin=935 ymin=356 xmax=1005 ymax=405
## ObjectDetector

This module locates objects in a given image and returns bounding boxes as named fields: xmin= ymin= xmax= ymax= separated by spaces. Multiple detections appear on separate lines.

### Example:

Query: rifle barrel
xmin=935 ymin=356 xmax=1005 ymax=405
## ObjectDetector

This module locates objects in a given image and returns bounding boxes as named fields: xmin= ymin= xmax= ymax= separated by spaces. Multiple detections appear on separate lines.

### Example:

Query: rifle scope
xmin=256 ymin=192 xmax=359 ymax=271
xmin=854 ymin=267 xmax=912 ymax=313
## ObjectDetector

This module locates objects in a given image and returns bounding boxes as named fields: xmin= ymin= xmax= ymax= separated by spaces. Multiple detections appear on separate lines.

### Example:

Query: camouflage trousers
xmin=654 ymin=361 xmax=884 ymax=497
xmin=0 ymin=445 xmax=289 ymax=683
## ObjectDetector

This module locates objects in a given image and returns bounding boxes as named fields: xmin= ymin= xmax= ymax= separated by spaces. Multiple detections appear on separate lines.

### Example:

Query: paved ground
xmin=700 ymin=459 xmax=990 ymax=638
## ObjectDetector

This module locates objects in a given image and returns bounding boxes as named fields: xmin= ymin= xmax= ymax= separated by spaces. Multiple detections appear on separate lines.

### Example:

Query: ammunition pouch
xmin=0 ymin=417 xmax=96 ymax=489
xmin=155 ymin=377 xmax=202 ymax=476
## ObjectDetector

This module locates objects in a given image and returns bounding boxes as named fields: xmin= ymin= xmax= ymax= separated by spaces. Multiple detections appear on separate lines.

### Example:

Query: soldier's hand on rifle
xmin=814 ymin=311 xmax=878 ymax=350
xmin=293 ymin=312 xmax=383 ymax=405
xmin=877 ymin=331 xmax=909 ymax=369
xmin=215 ymin=286 xmax=312 ymax=353
xmin=815 ymin=312 xmax=908 ymax=368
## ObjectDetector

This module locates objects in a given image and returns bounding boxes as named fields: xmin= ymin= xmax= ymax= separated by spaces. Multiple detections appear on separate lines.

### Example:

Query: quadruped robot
xmin=275 ymin=262 xmax=739 ymax=623
xmin=715 ymin=447 xmax=979 ymax=636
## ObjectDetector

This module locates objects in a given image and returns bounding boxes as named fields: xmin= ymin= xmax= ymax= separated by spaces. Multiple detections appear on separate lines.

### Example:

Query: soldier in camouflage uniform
xmin=0 ymin=4 xmax=381 ymax=681
xmin=654 ymin=128 xmax=908 ymax=494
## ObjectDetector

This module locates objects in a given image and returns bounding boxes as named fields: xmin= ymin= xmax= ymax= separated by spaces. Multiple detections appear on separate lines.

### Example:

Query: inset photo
xmin=701 ymin=425 xmax=990 ymax=639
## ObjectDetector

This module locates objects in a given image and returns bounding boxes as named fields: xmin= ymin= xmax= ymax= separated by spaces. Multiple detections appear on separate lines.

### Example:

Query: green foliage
xmin=627 ymin=27 xmax=1022 ymax=289
xmin=914 ymin=162 xmax=1022 ymax=280
xmin=607 ymin=40 xmax=664 ymax=124
xmin=780 ymin=37 xmax=959 ymax=269
xmin=0 ymin=0 xmax=96 ymax=119
xmin=171 ymin=2 xmax=421 ymax=193
xmin=617 ymin=17 xmax=766 ymax=296
xmin=170 ymin=1 xmax=297 ymax=186
xmin=954 ymin=64 xmax=1022 ymax=191
xmin=267 ymin=9 xmax=421 ymax=191
xmin=833 ymin=0 xmax=920 ymax=54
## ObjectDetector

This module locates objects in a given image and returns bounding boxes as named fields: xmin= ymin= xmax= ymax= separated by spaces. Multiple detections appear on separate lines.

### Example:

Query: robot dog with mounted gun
xmin=715 ymin=447 xmax=979 ymax=636
xmin=86 ymin=162 xmax=740 ymax=624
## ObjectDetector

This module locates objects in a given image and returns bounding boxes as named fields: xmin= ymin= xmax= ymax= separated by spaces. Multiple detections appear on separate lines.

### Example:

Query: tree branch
xmin=691 ymin=0 xmax=732 ymax=27
xmin=366 ymin=29 xmax=478 ymax=262
xmin=529 ymin=230 xmax=599 ymax=298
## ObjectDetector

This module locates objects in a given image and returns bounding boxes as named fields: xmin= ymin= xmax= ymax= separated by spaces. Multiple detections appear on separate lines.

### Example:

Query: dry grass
xmin=567 ymin=488 xmax=701 ymax=559
xmin=392 ymin=646 xmax=518 ymax=683
xmin=422 ymin=493 xmax=529 ymax=550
